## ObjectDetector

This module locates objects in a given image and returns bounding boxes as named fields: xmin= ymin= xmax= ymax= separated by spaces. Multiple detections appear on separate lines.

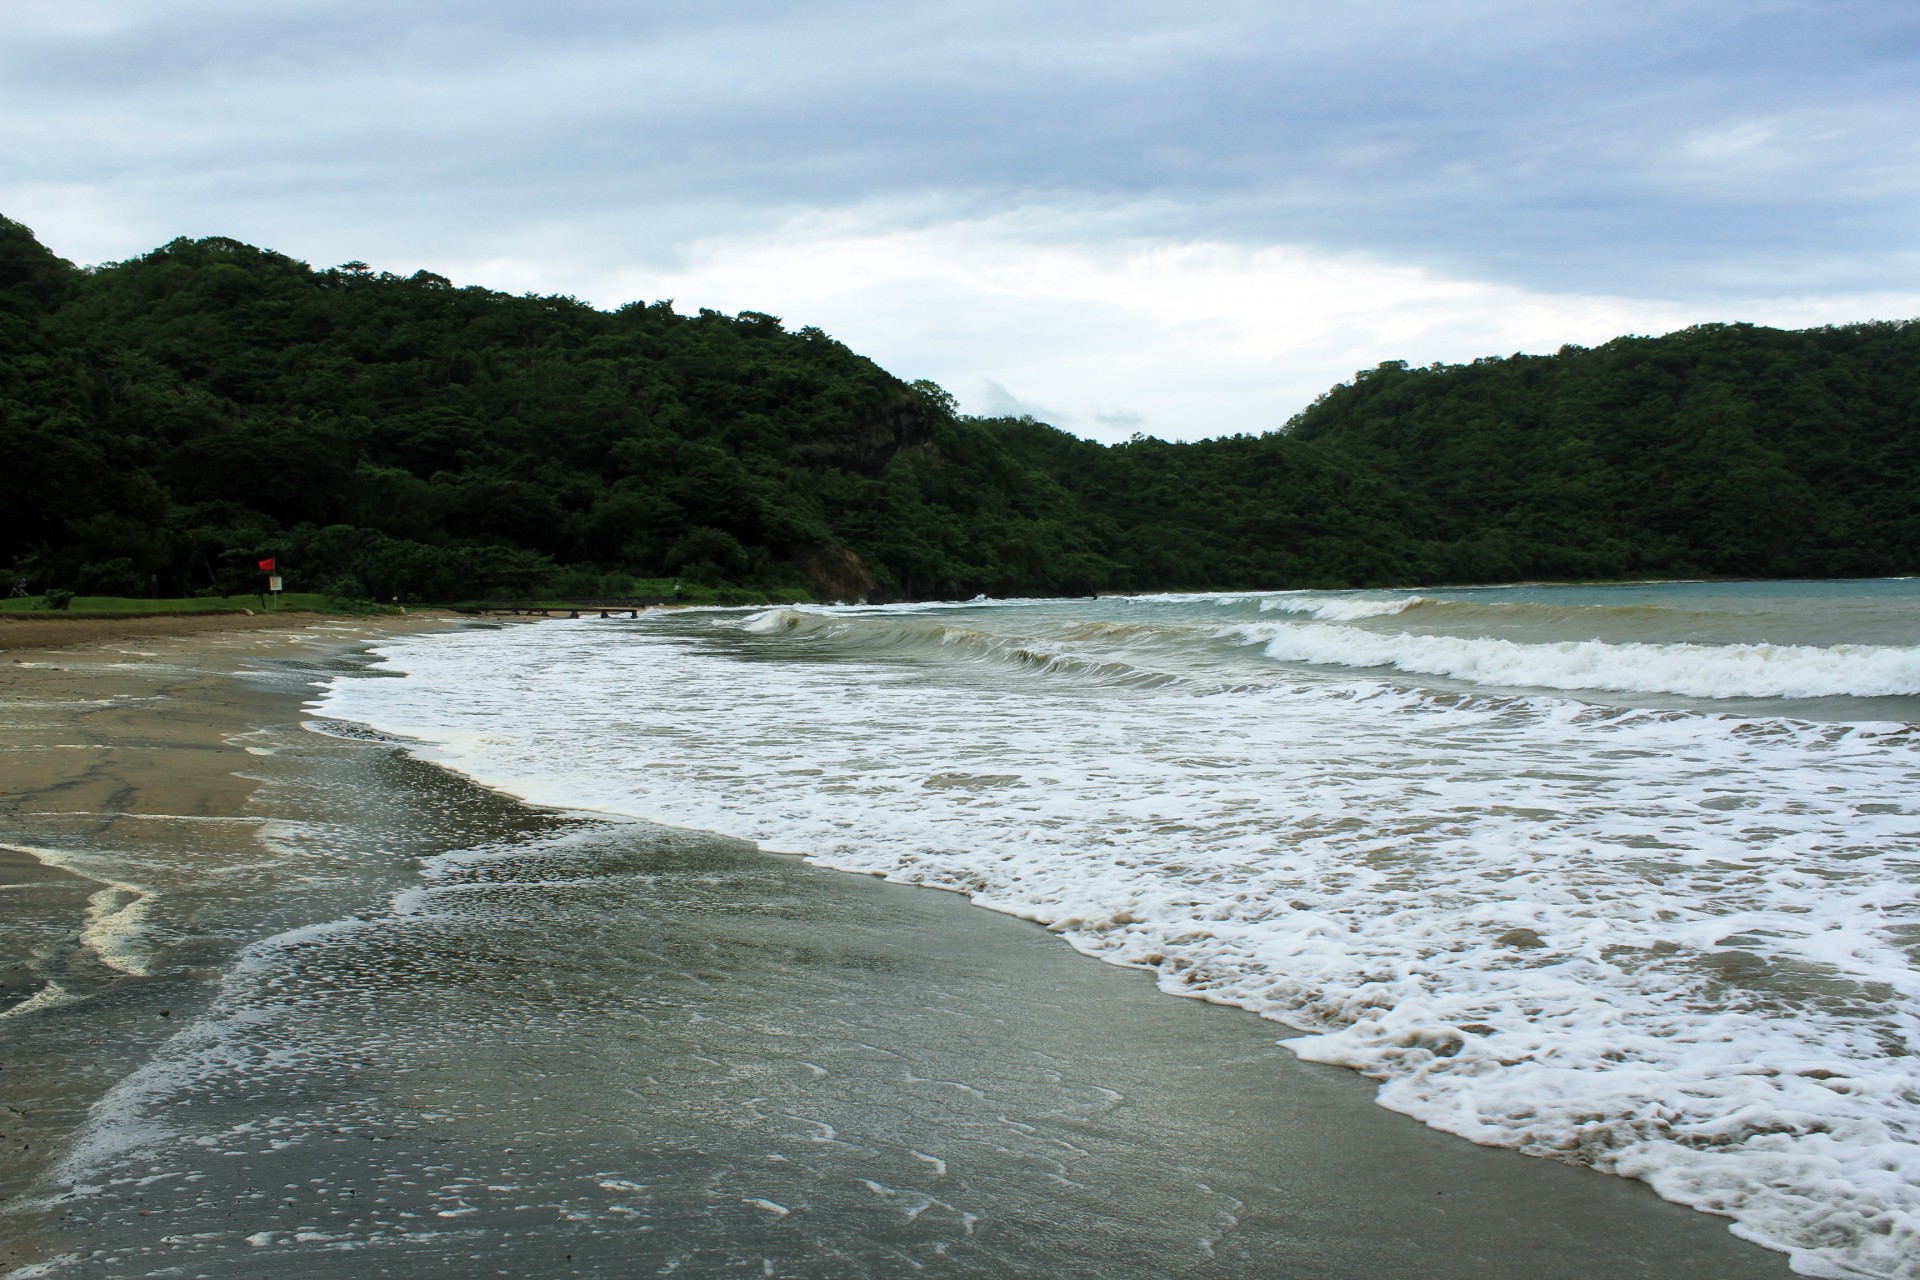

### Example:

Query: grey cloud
xmin=2 ymin=0 xmax=1918 ymax=302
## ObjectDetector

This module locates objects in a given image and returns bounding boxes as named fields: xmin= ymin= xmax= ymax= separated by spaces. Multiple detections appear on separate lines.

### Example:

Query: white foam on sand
xmin=318 ymin=611 xmax=1920 ymax=1280
xmin=39 ymin=917 xmax=366 ymax=1188
xmin=0 ymin=980 xmax=79 ymax=1021
xmin=1 ymin=842 xmax=157 ymax=978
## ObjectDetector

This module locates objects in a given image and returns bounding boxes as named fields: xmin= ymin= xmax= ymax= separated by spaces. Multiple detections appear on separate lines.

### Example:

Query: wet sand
xmin=0 ymin=613 xmax=458 ymax=1262
xmin=0 ymin=610 xmax=370 ymax=655
xmin=0 ymin=622 xmax=1794 ymax=1278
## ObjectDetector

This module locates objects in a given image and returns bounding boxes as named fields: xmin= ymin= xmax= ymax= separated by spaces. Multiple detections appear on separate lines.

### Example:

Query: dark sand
xmin=0 ymin=614 xmax=458 ymax=1257
xmin=0 ymin=610 xmax=380 ymax=654
xmin=0 ymin=619 xmax=1794 ymax=1278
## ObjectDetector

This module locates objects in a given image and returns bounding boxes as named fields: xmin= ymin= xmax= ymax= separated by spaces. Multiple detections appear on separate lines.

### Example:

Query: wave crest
xmin=1240 ymin=623 xmax=1920 ymax=699
xmin=1256 ymin=593 xmax=1429 ymax=621
xmin=738 ymin=607 xmax=1188 ymax=688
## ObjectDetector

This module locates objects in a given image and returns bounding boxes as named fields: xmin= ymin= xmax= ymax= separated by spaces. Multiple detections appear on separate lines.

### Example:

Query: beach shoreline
xmin=0 ymin=614 xmax=1800 ymax=1278
xmin=0 ymin=613 xmax=460 ymax=1270
xmin=0 ymin=609 xmax=444 ymax=656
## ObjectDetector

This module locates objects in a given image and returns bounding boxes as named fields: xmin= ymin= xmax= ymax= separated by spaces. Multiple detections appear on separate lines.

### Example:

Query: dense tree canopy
xmin=1 ymin=215 xmax=1914 ymax=601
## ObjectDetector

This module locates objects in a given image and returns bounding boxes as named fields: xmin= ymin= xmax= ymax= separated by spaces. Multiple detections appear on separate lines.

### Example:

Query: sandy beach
xmin=0 ymin=615 xmax=1797 ymax=1278
xmin=0 ymin=612 xmax=458 ymax=1268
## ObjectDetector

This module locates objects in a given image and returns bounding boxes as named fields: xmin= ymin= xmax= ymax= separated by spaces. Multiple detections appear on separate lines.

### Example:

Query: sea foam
xmin=1240 ymin=621 xmax=1920 ymax=699
xmin=318 ymin=596 xmax=1920 ymax=1279
xmin=1254 ymin=592 xmax=1429 ymax=621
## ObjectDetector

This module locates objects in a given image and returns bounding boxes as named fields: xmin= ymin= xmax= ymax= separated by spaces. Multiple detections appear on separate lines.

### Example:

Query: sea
xmin=6 ymin=579 xmax=1916 ymax=1278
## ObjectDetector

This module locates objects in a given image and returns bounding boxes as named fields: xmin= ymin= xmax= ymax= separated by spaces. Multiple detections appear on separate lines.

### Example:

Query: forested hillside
xmin=3 ymin=215 xmax=1915 ymax=602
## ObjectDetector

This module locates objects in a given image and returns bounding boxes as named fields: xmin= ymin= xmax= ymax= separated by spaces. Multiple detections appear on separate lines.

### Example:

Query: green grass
xmin=2 ymin=593 xmax=405 ymax=616
xmin=6 ymin=584 xmax=819 ymax=618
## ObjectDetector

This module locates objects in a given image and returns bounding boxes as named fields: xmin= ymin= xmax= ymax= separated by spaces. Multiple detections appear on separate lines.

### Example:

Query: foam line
xmin=1 ymin=842 xmax=157 ymax=978
xmin=312 ymin=593 xmax=1920 ymax=1279
xmin=1237 ymin=621 xmax=1920 ymax=699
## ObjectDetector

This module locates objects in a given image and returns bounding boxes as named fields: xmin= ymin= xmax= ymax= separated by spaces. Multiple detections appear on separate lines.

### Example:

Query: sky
xmin=4 ymin=0 xmax=1919 ymax=441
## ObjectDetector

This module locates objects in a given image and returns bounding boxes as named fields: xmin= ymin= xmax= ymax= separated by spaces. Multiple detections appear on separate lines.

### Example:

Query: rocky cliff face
xmin=791 ymin=542 xmax=879 ymax=603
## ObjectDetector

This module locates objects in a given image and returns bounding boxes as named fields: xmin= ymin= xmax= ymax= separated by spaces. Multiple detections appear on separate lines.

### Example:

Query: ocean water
xmin=289 ymin=578 xmax=1920 ymax=1280
xmin=6 ymin=631 xmax=1796 ymax=1280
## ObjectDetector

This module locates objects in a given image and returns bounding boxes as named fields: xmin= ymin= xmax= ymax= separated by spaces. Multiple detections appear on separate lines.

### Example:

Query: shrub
xmin=74 ymin=558 xmax=146 ymax=596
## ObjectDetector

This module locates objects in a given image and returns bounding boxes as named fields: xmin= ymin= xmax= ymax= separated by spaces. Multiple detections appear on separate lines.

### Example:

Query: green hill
xmin=3 ymin=214 xmax=1915 ymax=601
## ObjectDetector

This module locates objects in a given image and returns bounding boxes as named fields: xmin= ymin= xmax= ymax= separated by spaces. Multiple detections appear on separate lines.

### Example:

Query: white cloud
xmin=4 ymin=0 xmax=1920 ymax=442
xmin=1679 ymin=120 xmax=1789 ymax=168
xmin=463 ymin=206 xmax=1920 ymax=442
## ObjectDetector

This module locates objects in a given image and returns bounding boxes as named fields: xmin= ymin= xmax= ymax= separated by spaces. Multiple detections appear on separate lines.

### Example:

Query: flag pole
xmin=258 ymin=556 xmax=281 ymax=610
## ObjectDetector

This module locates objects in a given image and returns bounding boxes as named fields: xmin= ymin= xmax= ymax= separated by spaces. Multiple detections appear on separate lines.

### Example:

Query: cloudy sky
xmin=4 ymin=1 xmax=1918 ymax=440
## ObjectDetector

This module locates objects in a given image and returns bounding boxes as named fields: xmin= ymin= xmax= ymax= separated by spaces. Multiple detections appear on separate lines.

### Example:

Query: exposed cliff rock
xmin=792 ymin=542 xmax=879 ymax=603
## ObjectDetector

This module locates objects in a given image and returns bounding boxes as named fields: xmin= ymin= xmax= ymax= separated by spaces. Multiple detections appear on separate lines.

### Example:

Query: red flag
xmin=257 ymin=558 xmax=275 ymax=572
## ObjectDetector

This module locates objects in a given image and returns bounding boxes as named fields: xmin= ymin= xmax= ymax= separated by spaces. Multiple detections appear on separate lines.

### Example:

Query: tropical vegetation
xmin=3 ymin=214 xmax=1914 ymax=603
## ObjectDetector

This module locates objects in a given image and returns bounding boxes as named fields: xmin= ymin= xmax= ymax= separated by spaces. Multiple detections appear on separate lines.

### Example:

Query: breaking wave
xmin=1239 ymin=622 xmax=1920 ymax=699
xmin=319 ymin=584 xmax=1920 ymax=1279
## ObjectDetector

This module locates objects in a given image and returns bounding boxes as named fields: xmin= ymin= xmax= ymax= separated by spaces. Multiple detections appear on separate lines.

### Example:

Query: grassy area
xmin=2 ymin=593 xmax=406 ymax=616
xmin=5 ymin=584 xmax=817 ymax=618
